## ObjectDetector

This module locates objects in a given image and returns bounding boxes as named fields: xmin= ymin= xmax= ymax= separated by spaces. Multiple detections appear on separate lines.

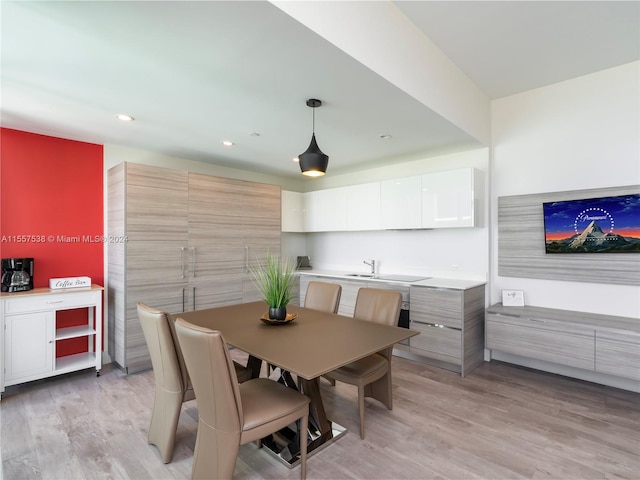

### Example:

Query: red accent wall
xmin=1 ymin=128 xmax=104 ymax=356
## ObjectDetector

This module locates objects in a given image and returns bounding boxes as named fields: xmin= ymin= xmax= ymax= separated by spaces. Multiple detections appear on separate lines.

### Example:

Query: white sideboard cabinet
xmin=1 ymin=285 xmax=103 ymax=398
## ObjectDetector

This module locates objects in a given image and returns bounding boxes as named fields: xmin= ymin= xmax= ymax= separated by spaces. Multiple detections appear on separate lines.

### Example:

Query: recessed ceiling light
xmin=293 ymin=157 xmax=299 ymax=163
xmin=115 ymin=113 xmax=134 ymax=122
xmin=222 ymin=140 xmax=235 ymax=147
xmin=379 ymin=134 xmax=392 ymax=140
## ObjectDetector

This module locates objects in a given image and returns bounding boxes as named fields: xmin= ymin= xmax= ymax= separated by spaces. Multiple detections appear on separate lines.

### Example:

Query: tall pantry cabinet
xmin=108 ymin=163 xmax=281 ymax=373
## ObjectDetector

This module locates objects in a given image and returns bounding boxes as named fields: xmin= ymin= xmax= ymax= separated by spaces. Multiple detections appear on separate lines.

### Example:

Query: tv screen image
xmin=543 ymin=193 xmax=640 ymax=254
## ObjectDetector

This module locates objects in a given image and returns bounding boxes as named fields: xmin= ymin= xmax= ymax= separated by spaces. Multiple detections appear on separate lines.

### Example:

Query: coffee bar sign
xmin=49 ymin=276 xmax=91 ymax=289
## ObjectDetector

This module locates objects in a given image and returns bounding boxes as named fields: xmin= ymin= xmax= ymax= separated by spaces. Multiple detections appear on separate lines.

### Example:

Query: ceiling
xmin=1 ymin=1 xmax=638 ymax=181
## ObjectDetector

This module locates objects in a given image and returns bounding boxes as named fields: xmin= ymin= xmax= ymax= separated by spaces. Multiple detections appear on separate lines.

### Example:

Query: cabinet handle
xmin=180 ymin=247 xmax=186 ymax=279
xmin=192 ymin=287 xmax=196 ymax=310
xmin=490 ymin=312 xmax=520 ymax=318
xmin=182 ymin=288 xmax=186 ymax=312
xmin=191 ymin=247 xmax=196 ymax=279
xmin=245 ymin=246 xmax=249 ymax=273
xmin=46 ymin=300 xmax=64 ymax=304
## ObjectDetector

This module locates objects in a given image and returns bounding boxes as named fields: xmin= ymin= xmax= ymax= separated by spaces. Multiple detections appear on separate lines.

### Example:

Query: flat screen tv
xmin=543 ymin=193 xmax=640 ymax=254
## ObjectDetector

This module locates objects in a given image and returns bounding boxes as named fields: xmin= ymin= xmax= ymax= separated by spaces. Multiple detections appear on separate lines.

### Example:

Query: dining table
xmin=169 ymin=301 xmax=418 ymax=467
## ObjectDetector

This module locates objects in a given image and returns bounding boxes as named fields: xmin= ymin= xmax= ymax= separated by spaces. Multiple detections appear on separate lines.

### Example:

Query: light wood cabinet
xmin=108 ymin=163 xmax=189 ymax=373
xmin=485 ymin=304 xmax=640 ymax=383
xmin=108 ymin=163 xmax=281 ymax=373
xmin=1 ymin=286 xmax=103 ymax=397
xmin=595 ymin=331 xmax=640 ymax=381
xmin=242 ymin=181 xmax=282 ymax=302
xmin=486 ymin=313 xmax=595 ymax=370
xmin=408 ymin=284 xmax=485 ymax=376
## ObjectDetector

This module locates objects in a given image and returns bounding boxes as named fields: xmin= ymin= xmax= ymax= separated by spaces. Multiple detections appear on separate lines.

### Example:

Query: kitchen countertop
xmin=296 ymin=269 xmax=485 ymax=290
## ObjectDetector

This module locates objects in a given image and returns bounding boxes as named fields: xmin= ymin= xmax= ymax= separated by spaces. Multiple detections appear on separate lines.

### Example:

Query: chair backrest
xmin=174 ymin=318 xmax=243 ymax=435
xmin=353 ymin=288 xmax=402 ymax=326
xmin=304 ymin=281 xmax=342 ymax=314
xmin=137 ymin=302 xmax=188 ymax=394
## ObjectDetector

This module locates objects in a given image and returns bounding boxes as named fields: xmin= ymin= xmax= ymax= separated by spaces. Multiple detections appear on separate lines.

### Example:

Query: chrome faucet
xmin=363 ymin=259 xmax=376 ymax=275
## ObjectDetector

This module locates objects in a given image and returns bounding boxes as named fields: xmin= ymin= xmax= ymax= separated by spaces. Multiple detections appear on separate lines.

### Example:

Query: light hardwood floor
xmin=2 ymin=352 xmax=639 ymax=480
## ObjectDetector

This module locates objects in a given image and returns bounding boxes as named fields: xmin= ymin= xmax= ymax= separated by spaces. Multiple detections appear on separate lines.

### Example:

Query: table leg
xmin=298 ymin=377 xmax=333 ymax=444
xmin=246 ymin=355 xmax=263 ymax=379
xmin=260 ymin=371 xmax=347 ymax=468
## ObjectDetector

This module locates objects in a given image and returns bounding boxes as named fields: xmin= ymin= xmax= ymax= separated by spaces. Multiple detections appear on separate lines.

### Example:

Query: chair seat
xmin=325 ymin=352 xmax=388 ymax=382
xmin=240 ymin=378 xmax=310 ymax=432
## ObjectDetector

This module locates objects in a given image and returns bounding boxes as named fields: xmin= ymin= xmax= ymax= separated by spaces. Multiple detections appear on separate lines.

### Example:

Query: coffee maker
xmin=1 ymin=258 xmax=34 ymax=292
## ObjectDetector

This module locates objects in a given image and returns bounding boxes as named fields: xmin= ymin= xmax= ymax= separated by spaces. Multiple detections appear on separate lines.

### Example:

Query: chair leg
xmin=148 ymin=389 xmax=183 ymax=463
xmin=299 ymin=413 xmax=309 ymax=480
xmin=358 ymin=385 xmax=365 ymax=440
xmin=322 ymin=374 xmax=336 ymax=386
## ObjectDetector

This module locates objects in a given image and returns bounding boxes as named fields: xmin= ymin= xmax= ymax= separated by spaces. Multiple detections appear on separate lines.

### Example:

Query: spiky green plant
xmin=249 ymin=253 xmax=297 ymax=308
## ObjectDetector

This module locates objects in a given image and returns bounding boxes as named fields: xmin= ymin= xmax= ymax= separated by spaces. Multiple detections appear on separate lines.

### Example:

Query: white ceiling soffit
xmin=394 ymin=1 xmax=640 ymax=99
xmin=272 ymin=0 xmax=492 ymax=145
xmin=1 ymin=1 xmax=637 ymax=180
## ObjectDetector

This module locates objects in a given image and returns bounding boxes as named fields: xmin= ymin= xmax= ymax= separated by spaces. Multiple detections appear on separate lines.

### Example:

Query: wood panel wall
xmin=498 ymin=185 xmax=640 ymax=285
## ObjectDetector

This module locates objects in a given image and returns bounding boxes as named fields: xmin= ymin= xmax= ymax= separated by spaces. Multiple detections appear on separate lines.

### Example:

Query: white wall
xmin=491 ymin=61 xmax=640 ymax=318
xmin=290 ymin=148 xmax=490 ymax=281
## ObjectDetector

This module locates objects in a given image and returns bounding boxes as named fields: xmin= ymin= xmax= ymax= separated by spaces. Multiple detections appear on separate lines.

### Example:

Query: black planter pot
xmin=268 ymin=306 xmax=287 ymax=321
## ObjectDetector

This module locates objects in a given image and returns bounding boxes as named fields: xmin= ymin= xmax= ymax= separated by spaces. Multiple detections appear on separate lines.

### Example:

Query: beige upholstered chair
xmin=174 ymin=318 xmax=310 ymax=480
xmin=137 ymin=303 xmax=251 ymax=463
xmin=303 ymin=281 xmax=342 ymax=314
xmin=323 ymin=288 xmax=402 ymax=439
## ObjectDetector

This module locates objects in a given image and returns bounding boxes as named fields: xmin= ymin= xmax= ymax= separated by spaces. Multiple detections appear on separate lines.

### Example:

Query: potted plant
xmin=249 ymin=253 xmax=297 ymax=320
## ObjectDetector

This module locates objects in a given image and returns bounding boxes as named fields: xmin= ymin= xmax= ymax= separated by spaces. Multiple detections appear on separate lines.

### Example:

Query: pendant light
xmin=298 ymin=98 xmax=329 ymax=177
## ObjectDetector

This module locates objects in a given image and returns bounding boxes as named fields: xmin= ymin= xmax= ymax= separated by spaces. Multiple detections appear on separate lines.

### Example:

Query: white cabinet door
xmin=316 ymin=187 xmax=348 ymax=232
xmin=5 ymin=311 xmax=54 ymax=384
xmin=281 ymin=191 xmax=305 ymax=232
xmin=380 ymin=176 xmax=422 ymax=229
xmin=421 ymin=168 xmax=475 ymax=228
xmin=304 ymin=191 xmax=319 ymax=232
xmin=347 ymin=182 xmax=380 ymax=231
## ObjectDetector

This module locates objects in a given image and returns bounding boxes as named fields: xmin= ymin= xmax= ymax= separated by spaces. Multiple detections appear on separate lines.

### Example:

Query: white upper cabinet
xmin=421 ymin=168 xmax=475 ymax=228
xmin=304 ymin=191 xmax=319 ymax=232
xmin=380 ymin=176 xmax=422 ymax=229
xmin=283 ymin=168 xmax=477 ymax=233
xmin=316 ymin=187 xmax=348 ymax=232
xmin=347 ymin=182 xmax=380 ymax=231
xmin=281 ymin=191 xmax=305 ymax=232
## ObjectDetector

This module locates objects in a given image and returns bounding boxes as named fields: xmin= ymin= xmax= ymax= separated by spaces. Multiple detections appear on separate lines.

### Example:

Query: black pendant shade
xmin=298 ymin=99 xmax=329 ymax=177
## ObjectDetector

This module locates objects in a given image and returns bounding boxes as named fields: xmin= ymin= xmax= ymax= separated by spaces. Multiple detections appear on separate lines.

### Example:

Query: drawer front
xmin=410 ymin=287 xmax=462 ymax=328
xmin=3 ymin=290 xmax=98 ymax=314
xmin=410 ymin=322 xmax=461 ymax=365
xmin=486 ymin=317 xmax=595 ymax=370
xmin=595 ymin=331 xmax=640 ymax=381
